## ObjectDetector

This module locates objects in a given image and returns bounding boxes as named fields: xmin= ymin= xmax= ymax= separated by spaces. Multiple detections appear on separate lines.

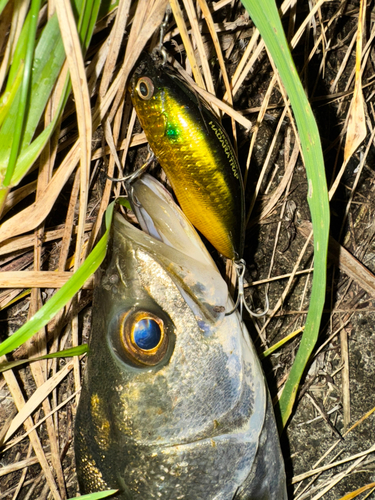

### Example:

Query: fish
xmin=129 ymin=53 xmax=245 ymax=261
xmin=74 ymin=174 xmax=287 ymax=499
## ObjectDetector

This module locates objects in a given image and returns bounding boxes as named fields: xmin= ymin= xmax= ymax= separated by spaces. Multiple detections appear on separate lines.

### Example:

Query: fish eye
xmin=120 ymin=310 xmax=168 ymax=366
xmin=133 ymin=318 xmax=161 ymax=349
xmin=136 ymin=77 xmax=154 ymax=100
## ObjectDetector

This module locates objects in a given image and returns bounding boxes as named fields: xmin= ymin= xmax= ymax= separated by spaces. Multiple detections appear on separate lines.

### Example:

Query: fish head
xmin=75 ymin=176 xmax=285 ymax=498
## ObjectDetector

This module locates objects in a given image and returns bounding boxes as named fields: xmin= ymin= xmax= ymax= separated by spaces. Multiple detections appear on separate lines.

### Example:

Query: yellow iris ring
xmin=120 ymin=310 xmax=168 ymax=366
xmin=130 ymin=313 xmax=163 ymax=353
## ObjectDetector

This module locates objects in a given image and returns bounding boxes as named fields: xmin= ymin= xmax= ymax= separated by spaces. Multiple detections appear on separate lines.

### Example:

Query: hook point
xmin=225 ymin=259 xmax=269 ymax=318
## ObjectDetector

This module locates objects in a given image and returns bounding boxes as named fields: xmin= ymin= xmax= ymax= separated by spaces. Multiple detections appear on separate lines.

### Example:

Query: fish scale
xmin=129 ymin=54 xmax=245 ymax=260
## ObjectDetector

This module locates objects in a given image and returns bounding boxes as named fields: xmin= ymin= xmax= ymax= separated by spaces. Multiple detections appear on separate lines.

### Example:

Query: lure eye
xmin=136 ymin=77 xmax=154 ymax=100
xmin=120 ymin=310 xmax=168 ymax=366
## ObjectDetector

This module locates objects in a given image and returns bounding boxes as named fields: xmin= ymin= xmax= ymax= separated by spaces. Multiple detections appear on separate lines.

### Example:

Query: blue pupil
xmin=133 ymin=319 xmax=161 ymax=350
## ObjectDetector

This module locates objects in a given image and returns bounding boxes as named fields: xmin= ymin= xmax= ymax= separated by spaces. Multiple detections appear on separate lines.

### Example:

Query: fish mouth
xmin=113 ymin=175 xmax=229 ymax=322
xmin=112 ymin=220 xmax=228 ymax=325
xmin=159 ymin=428 xmax=257 ymax=449
xmin=130 ymin=174 xmax=216 ymax=268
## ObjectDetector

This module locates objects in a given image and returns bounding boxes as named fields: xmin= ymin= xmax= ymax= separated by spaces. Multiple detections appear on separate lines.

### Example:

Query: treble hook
xmin=225 ymin=259 xmax=269 ymax=318
xmin=106 ymin=153 xmax=156 ymax=183
xmin=159 ymin=9 xmax=171 ymax=65
xmin=128 ymin=184 xmax=142 ymax=208
xmin=159 ymin=9 xmax=171 ymax=48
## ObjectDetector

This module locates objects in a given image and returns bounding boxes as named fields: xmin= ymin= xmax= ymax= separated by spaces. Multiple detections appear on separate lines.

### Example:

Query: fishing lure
xmin=129 ymin=53 xmax=245 ymax=261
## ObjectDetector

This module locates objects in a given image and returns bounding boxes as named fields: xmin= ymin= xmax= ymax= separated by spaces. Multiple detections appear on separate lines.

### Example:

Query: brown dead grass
xmin=1 ymin=0 xmax=375 ymax=499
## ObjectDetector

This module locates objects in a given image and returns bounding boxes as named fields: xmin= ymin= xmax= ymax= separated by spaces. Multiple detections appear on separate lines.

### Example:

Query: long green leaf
xmin=77 ymin=0 xmax=102 ymax=50
xmin=69 ymin=490 xmax=118 ymax=500
xmin=0 ymin=9 xmax=65 ymax=207
xmin=3 ymin=0 xmax=42 ymax=187
xmin=0 ymin=345 xmax=88 ymax=373
xmin=21 ymin=13 xmax=66 ymax=149
xmin=0 ymin=202 xmax=115 ymax=357
xmin=240 ymin=0 xmax=330 ymax=427
xmin=0 ymin=0 xmax=102 ymax=197
xmin=12 ymin=0 xmax=101 ymax=186
xmin=0 ymin=62 xmax=24 ymax=128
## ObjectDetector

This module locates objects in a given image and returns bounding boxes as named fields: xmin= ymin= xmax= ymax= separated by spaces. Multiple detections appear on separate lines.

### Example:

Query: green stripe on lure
xmin=129 ymin=53 xmax=245 ymax=261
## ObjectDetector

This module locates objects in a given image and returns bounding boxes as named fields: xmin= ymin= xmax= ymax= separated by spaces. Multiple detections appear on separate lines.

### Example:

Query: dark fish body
xmin=74 ymin=175 xmax=287 ymax=499
xmin=129 ymin=55 xmax=245 ymax=260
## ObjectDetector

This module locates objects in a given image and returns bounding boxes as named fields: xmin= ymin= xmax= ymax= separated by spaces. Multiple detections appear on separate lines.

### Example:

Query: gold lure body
xmin=130 ymin=55 xmax=245 ymax=260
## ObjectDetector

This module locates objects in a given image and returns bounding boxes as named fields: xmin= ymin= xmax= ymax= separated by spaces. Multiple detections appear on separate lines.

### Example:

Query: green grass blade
xmin=0 ymin=202 xmax=115 ymax=357
xmin=240 ymin=0 xmax=330 ymax=427
xmin=6 ymin=8 xmax=30 ymax=91
xmin=77 ymin=0 xmax=102 ymax=50
xmin=0 ymin=0 xmax=101 ymax=198
xmin=3 ymin=0 xmax=42 ymax=187
xmin=68 ymin=490 xmax=118 ymax=500
xmin=12 ymin=1 xmax=102 ymax=184
xmin=1 ymin=289 xmax=31 ymax=310
xmin=98 ymin=0 xmax=119 ymax=18
xmin=20 ymin=13 xmax=66 ymax=149
xmin=0 ymin=345 xmax=88 ymax=373
xmin=11 ymin=122 xmax=56 ymax=185
xmin=0 ymin=62 xmax=23 ymax=128
xmin=260 ymin=327 xmax=304 ymax=360
xmin=0 ymin=13 xmax=66 ymax=194
xmin=0 ymin=0 xmax=9 ymax=17
xmin=39 ymin=344 xmax=88 ymax=358
xmin=116 ymin=197 xmax=131 ymax=209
